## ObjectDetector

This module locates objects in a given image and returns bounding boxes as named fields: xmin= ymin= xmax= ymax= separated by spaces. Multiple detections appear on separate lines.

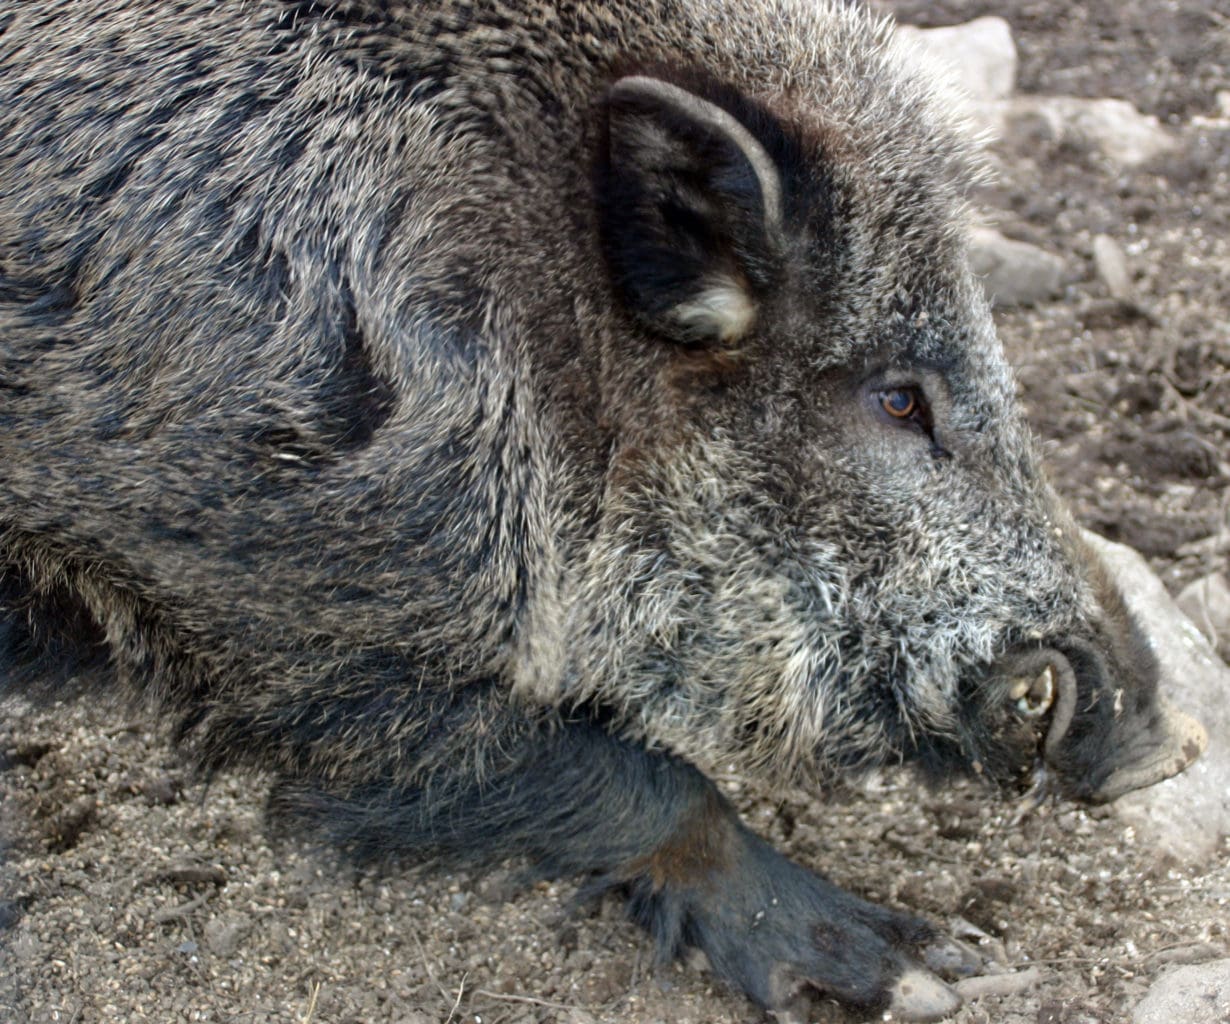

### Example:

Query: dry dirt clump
xmin=3 ymin=0 xmax=1229 ymax=1022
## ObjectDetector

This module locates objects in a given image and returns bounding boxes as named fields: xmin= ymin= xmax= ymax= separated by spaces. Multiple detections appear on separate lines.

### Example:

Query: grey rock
xmin=1132 ymin=959 xmax=1230 ymax=1024
xmin=968 ymin=227 xmax=1065 ymax=307
xmin=1083 ymin=532 xmax=1230 ymax=864
xmin=987 ymin=96 xmax=1177 ymax=167
xmin=1091 ymin=234 xmax=1133 ymax=302
xmin=897 ymin=17 xmax=1017 ymax=103
xmin=1177 ymin=572 xmax=1230 ymax=660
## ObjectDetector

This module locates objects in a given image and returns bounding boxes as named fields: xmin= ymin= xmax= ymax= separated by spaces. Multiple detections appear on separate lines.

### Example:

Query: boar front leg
xmin=618 ymin=804 xmax=962 ymax=1021
xmin=282 ymin=693 xmax=961 ymax=1021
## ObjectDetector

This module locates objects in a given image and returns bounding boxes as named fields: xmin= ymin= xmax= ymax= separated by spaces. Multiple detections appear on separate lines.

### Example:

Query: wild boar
xmin=0 ymin=1 xmax=1205 ymax=1019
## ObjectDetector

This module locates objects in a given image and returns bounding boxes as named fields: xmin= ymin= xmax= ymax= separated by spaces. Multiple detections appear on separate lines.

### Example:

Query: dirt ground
xmin=2 ymin=1 xmax=1228 ymax=1022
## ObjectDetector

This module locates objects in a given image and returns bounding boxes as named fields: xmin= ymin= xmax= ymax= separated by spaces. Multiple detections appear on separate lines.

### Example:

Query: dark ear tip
xmin=606 ymin=75 xmax=688 ymax=109
xmin=604 ymin=78 xmax=692 ymax=138
xmin=606 ymin=74 xmax=653 ymax=103
xmin=603 ymin=76 xmax=781 ymax=216
xmin=608 ymin=74 xmax=668 ymax=99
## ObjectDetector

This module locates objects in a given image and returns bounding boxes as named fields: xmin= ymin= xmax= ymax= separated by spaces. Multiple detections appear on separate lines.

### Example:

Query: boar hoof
xmin=889 ymin=968 xmax=963 ymax=1021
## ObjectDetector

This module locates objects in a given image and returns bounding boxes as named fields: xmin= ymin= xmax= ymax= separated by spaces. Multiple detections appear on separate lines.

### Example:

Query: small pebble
xmin=954 ymin=966 xmax=1044 ymax=1001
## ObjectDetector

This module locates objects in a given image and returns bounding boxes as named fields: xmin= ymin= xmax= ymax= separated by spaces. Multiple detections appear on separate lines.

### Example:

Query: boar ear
xmin=597 ymin=76 xmax=785 ymax=345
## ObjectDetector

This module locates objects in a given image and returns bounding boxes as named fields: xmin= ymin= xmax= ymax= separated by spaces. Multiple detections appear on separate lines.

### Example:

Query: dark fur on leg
xmin=271 ymin=691 xmax=942 ymax=1014
xmin=268 ymin=693 xmax=710 ymax=874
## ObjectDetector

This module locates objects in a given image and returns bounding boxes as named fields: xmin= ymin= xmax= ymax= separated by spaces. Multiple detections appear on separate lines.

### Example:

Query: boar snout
xmin=1006 ymin=643 xmax=1208 ymax=804
xmin=1078 ymin=696 xmax=1207 ymax=804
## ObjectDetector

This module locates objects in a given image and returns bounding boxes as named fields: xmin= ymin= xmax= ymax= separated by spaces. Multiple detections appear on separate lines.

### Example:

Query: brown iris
xmin=880 ymin=388 xmax=917 ymax=419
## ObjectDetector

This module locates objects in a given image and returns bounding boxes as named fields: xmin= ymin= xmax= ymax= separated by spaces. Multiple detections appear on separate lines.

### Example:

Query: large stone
xmin=897 ymin=17 xmax=1018 ymax=103
xmin=968 ymin=227 xmax=1065 ymax=307
xmin=1177 ymin=572 xmax=1230 ymax=660
xmin=1132 ymin=959 xmax=1230 ymax=1024
xmin=1082 ymin=532 xmax=1230 ymax=864
xmin=989 ymin=96 xmax=1177 ymax=167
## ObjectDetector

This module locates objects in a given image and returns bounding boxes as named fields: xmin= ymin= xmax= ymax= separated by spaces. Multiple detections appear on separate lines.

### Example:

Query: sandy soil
xmin=3 ymin=1 xmax=1228 ymax=1022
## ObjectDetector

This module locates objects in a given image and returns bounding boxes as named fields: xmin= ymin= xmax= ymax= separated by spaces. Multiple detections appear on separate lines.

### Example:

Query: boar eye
xmin=880 ymin=388 xmax=918 ymax=419
xmin=871 ymin=384 xmax=947 ymax=459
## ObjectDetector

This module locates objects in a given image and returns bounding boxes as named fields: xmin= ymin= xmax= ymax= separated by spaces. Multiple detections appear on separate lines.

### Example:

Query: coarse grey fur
xmin=0 ymin=0 xmax=1205 ymax=1018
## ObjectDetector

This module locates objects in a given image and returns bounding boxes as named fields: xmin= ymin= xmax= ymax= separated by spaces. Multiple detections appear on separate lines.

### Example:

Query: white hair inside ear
xmin=669 ymin=275 xmax=756 ymax=343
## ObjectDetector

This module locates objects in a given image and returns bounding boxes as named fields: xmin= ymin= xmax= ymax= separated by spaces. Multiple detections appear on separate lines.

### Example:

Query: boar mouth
xmin=999 ymin=646 xmax=1207 ymax=804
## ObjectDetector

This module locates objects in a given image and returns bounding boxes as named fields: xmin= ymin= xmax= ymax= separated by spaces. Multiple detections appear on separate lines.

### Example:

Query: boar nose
xmin=1088 ymin=700 xmax=1208 ymax=804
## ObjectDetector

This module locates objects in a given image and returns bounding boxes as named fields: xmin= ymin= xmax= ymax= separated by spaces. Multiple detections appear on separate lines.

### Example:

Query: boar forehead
xmin=644 ymin=25 xmax=1014 ymax=440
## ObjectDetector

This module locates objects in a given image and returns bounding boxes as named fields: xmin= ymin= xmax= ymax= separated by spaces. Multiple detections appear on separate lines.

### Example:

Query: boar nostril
xmin=1177 ymin=712 xmax=1208 ymax=766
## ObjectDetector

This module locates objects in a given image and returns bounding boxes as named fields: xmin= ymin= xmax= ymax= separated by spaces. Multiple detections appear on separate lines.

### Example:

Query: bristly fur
xmin=0 ymin=1 xmax=1197 ymax=1017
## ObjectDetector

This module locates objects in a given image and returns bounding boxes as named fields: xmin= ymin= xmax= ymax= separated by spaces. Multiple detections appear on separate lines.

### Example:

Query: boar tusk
xmin=1015 ymin=664 xmax=1055 ymax=717
xmin=1042 ymin=656 xmax=1078 ymax=762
